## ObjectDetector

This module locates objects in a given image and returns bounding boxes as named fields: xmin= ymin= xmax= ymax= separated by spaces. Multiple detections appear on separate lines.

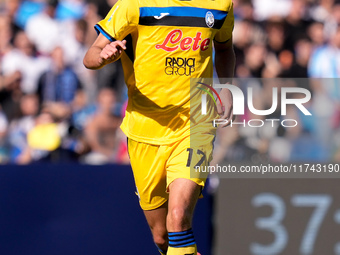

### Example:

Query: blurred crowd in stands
xmin=0 ymin=0 xmax=339 ymax=164
xmin=213 ymin=0 xmax=340 ymax=164
xmin=0 ymin=0 xmax=128 ymax=164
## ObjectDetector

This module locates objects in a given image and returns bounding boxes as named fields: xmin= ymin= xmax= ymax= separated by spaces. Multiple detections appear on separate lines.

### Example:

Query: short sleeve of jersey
xmin=214 ymin=3 xmax=234 ymax=43
xmin=95 ymin=0 xmax=139 ymax=42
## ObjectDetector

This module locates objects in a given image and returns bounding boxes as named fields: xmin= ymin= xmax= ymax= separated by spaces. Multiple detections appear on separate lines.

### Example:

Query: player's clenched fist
xmin=99 ymin=40 xmax=127 ymax=65
xmin=83 ymin=34 xmax=127 ymax=70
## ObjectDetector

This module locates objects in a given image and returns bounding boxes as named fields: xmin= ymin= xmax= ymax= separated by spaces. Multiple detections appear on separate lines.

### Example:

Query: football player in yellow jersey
xmin=84 ymin=0 xmax=235 ymax=254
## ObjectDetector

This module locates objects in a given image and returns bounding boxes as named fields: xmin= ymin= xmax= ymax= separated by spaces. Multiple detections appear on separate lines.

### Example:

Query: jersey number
xmin=186 ymin=148 xmax=206 ymax=168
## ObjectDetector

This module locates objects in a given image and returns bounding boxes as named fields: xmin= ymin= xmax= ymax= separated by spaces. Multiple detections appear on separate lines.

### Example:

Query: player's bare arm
xmin=83 ymin=33 xmax=126 ymax=70
xmin=214 ymin=38 xmax=236 ymax=127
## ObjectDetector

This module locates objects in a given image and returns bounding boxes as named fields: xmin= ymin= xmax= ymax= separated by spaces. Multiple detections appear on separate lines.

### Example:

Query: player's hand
xmin=216 ymin=87 xmax=234 ymax=127
xmin=99 ymin=40 xmax=126 ymax=64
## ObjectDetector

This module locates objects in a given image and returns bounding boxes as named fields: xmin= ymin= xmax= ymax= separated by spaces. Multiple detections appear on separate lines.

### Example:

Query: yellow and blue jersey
xmin=95 ymin=0 xmax=234 ymax=145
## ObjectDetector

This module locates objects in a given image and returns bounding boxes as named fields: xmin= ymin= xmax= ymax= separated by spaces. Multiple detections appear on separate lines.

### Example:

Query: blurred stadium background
xmin=1 ymin=0 xmax=340 ymax=254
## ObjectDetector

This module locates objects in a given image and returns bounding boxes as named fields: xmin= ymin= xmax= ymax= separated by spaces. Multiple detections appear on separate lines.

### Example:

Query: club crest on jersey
xmin=205 ymin=11 xmax=214 ymax=28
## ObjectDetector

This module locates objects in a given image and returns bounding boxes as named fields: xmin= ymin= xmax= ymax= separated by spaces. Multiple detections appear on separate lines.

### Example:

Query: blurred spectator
xmin=83 ymin=2 xmax=101 ymax=46
xmin=96 ymin=59 xmax=125 ymax=101
xmin=253 ymin=0 xmax=291 ymax=21
xmin=82 ymin=88 xmax=128 ymax=164
xmin=309 ymin=26 xmax=340 ymax=78
xmin=55 ymin=0 xmax=86 ymax=20
xmin=233 ymin=19 xmax=265 ymax=70
xmin=284 ymin=0 xmax=310 ymax=51
xmin=243 ymin=44 xmax=268 ymax=77
xmin=62 ymin=18 xmax=97 ymax=103
xmin=70 ymin=89 xmax=96 ymax=132
xmin=25 ymin=0 xmax=61 ymax=55
xmin=13 ymin=0 xmax=45 ymax=29
xmin=266 ymin=19 xmax=286 ymax=56
xmin=63 ymin=18 xmax=89 ymax=73
xmin=61 ymin=89 xmax=96 ymax=158
xmin=280 ymin=38 xmax=313 ymax=78
xmin=307 ymin=22 xmax=326 ymax=47
xmin=310 ymin=0 xmax=334 ymax=23
xmin=16 ymin=111 xmax=66 ymax=164
xmin=8 ymin=94 xmax=39 ymax=162
xmin=1 ymin=30 xmax=50 ymax=94
xmin=234 ymin=0 xmax=255 ymax=20
xmin=37 ymin=47 xmax=81 ymax=104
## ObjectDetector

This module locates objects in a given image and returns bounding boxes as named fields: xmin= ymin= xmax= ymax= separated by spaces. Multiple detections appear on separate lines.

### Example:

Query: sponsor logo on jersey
xmin=205 ymin=11 xmax=214 ymax=28
xmin=165 ymin=57 xmax=195 ymax=76
xmin=154 ymin=13 xmax=170 ymax=19
xmin=156 ymin=29 xmax=211 ymax=52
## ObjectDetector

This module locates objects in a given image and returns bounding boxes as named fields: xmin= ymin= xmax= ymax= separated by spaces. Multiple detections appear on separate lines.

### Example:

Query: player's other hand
xmin=216 ymin=87 xmax=234 ymax=128
xmin=99 ymin=40 xmax=126 ymax=64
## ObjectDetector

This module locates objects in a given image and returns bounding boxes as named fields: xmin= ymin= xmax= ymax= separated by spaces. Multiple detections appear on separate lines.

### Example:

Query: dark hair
xmin=47 ymin=0 xmax=59 ymax=8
